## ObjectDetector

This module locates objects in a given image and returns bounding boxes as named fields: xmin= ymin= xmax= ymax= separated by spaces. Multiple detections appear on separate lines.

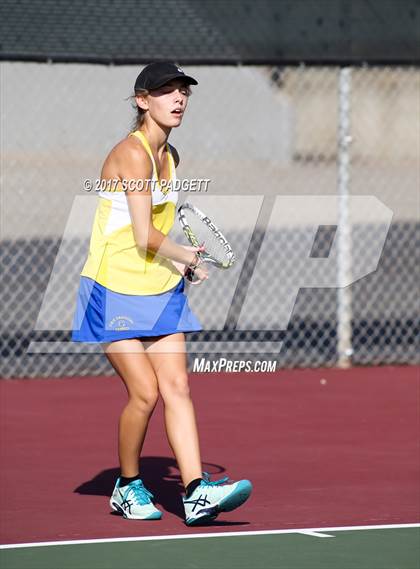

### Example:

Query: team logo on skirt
xmin=108 ymin=315 xmax=135 ymax=331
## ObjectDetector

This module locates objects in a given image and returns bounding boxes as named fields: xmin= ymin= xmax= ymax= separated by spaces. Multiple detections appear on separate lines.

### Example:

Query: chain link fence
xmin=1 ymin=63 xmax=418 ymax=377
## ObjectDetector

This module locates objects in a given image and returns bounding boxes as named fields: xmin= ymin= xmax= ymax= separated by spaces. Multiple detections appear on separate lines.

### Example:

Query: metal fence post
xmin=337 ymin=67 xmax=353 ymax=368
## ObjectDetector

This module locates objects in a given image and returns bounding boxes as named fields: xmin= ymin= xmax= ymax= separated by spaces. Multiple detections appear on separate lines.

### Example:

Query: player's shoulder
xmin=112 ymin=134 xmax=150 ymax=162
xmin=106 ymin=133 xmax=152 ymax=171
xmin=168 ymin=143 xmax=180 ymax=167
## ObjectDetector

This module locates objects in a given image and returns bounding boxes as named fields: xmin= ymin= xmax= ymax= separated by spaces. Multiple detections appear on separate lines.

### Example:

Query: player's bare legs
xmin=103 ymin=339 xmax=159 ymax=477
xmin=144 ymin=332 xmax=202 ymax=487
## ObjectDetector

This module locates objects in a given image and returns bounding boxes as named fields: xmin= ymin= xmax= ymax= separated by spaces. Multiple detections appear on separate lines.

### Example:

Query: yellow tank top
xmin=80 ymin=130 xmax=182 ymax=295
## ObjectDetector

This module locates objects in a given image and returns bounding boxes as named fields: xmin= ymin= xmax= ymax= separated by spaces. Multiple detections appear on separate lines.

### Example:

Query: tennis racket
xmin=178 ymin=202 xmax=235 ymax=280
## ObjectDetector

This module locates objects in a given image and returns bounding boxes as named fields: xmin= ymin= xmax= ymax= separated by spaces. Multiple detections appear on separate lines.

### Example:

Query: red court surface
xmin=0 ymin=366 xmax=419 ymax=545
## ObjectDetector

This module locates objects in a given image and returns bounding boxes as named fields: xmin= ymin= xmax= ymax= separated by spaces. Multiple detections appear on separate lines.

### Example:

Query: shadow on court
xmin=74 ymin=457 xmax=250 ymax=526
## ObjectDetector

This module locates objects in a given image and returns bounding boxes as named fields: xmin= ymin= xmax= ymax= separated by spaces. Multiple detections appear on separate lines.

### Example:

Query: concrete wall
xmin=1 ymin=63 xmax=419 ymax=240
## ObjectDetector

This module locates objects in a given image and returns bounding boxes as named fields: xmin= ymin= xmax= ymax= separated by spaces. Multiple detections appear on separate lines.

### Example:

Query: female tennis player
xmin=71 ymin=62 xmax=252 ymax=525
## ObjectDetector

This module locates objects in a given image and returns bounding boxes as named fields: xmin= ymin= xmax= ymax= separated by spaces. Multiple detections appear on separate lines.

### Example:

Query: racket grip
xmin=189 ymin=253 xmax=201 ymax=269
xmin=184 ymin=267 xmax=196 ymax=282
xmin=184 ymin=252 xmax=204 ymax=282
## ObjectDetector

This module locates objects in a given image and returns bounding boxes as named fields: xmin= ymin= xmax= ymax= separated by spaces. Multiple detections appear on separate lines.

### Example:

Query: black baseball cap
xmin=134 ymin=62 xmax=198 ymax=92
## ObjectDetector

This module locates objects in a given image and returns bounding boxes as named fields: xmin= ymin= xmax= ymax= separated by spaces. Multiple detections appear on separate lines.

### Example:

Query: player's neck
xmin=140 ymin=122 xmax=171 ymax=156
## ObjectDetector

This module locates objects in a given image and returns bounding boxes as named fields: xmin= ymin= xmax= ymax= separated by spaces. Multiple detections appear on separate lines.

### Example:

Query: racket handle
xmin=185 ymin=253 xmax=201 ymax=273
xmin=184 ymin=252 xmax=204 ymax=282
xmin=190 ymin=253 xmax=201 ymax=268
xmin=184 ymin=267 xmax=197 ymax=282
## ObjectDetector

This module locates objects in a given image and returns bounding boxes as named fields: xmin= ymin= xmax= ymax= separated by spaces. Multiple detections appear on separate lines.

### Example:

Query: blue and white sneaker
xmin=183 ymin=473 xmax=253 ymax=526
xmin=110 ymin=478 xmax=162 ymax=520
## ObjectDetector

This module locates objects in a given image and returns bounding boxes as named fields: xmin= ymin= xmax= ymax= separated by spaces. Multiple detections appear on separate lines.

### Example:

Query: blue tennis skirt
xmin=71 ymin=276 xmax=202 ymax=343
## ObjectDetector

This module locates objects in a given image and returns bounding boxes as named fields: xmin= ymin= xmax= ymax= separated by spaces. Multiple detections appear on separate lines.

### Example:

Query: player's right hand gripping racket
xmin=178 ymin=202 xmax=235 ymax=281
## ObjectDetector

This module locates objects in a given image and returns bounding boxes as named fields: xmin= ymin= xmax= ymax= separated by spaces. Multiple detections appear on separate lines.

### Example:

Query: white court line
xmin=1 ymin=523 xmax=418 ymax=550
xmin=298 ymin=531 xmax=334 ymax=538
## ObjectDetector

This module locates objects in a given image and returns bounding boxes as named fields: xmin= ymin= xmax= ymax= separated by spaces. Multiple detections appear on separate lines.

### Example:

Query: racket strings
xmin=184 ymin=212 xmax=230 ymax=264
